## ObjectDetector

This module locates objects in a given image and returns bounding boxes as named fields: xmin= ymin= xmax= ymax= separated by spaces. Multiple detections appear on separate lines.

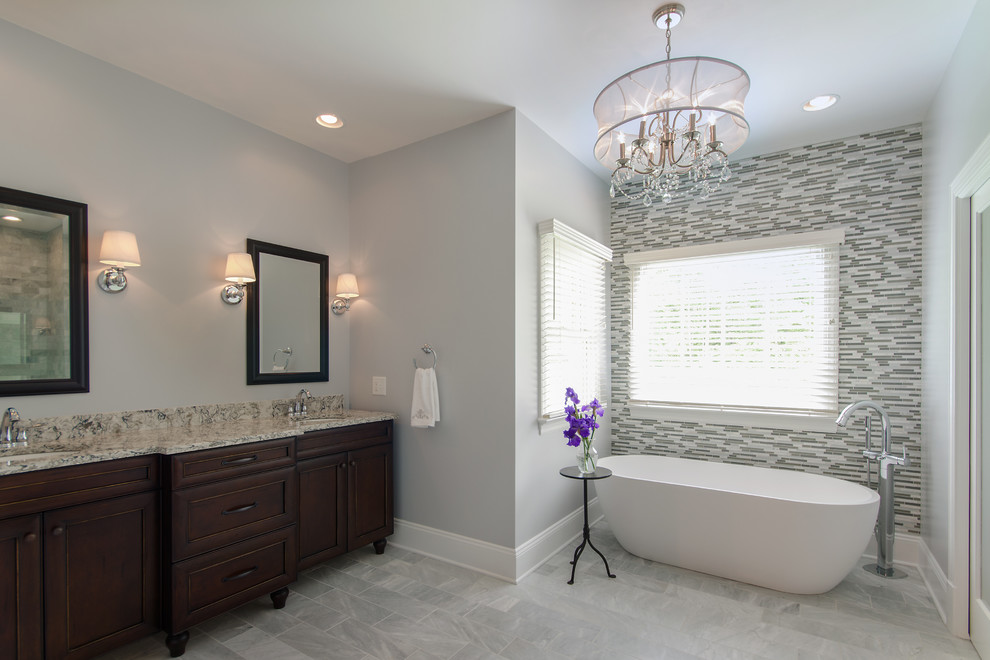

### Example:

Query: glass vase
xmin=577 ymin=442 xmax=598 ymax=474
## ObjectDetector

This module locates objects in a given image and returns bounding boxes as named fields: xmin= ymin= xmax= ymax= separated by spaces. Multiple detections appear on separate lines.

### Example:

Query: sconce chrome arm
xmin=331 ymin=297 xmax=352 ymax=315
xmin=98 ymin=266 xmax=130 ymax=293
xmin=221 ymin=282 xmax=248 ymax=304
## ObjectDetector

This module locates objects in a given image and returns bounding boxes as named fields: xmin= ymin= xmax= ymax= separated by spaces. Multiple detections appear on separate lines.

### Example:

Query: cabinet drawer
xmin=296 ymin=421 xmax=392 ymax=459
xmin=0 ymin=455 xmax=159 ymax=520
xmin=170 ymin=437 xmax=294 ymax=489
xmin=168 ymin=526 xmax=296 ymax=633
xmin=171 ymin=467 xmax=297 ymax=561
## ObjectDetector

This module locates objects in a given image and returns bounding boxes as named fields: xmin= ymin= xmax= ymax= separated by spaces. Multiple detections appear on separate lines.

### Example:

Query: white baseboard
xmin=389 ymin=519 xmax=517 ymax=582
xmin=390 ymin=498 xmax=601 ymax=583
xmin=919 ymin=537 xmax=954 ymax=627
xmin=918 ymin=538 xmax=969 ymax=638
xmin=861 ymin=530 xmax=922 ymax=567
xmin=516 ymin=498 xmax=603 ymax=581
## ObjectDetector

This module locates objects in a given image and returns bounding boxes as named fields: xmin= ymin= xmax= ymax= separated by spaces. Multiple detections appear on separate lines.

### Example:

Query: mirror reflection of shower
xmin=272 ymin=346 xmax=292 ymax=372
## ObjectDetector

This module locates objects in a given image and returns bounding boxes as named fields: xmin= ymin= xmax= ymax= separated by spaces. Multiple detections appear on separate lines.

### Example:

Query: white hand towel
xmin=411 ymin=367 xmax=440 ymax=428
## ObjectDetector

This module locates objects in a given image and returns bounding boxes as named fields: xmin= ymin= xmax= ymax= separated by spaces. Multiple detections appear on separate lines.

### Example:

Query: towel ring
xmin=413 ymin=344 xmax=438 ymax=369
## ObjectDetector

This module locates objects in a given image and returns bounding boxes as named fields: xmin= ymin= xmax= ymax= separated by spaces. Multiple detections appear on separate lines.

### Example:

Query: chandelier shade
xmin=593 ymin=56 xmax=750 ymax=168
xmin=593 ymin=4 xmax=751 ymax=205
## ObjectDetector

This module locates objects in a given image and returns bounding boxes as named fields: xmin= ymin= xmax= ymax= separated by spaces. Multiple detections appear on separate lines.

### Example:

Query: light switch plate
xmin=372 ymin=376 xmax=386 ymax=396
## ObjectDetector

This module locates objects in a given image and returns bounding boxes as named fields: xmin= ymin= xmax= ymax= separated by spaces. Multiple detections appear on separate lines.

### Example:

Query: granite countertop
xmin=0 ymin=410 xmax=396 ymax=476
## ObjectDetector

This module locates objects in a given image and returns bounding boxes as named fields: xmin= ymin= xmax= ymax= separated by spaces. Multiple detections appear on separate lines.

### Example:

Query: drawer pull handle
xmin=221 ymin=566 xmax=258 ymax=583
xmin=221 ymin=455 xmax=258 ymax=466
xmin=222 ymin=502 xmax=259 ymax=515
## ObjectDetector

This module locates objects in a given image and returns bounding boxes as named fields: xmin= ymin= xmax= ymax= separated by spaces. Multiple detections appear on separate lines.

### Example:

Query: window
xmin=625 ymin=229 xmax=843 ymax=426
xmin=538 ymin=219 xmax=612 ymax=423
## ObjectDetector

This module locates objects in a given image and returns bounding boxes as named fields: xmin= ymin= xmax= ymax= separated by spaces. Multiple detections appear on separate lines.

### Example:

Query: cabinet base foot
xmin=270 ymin=586 xmax=290 ymax=609
xmin=165 ymin=631 xmax=189 ymax=657
xmin=373 ymin=538 xmax=387 ymax=555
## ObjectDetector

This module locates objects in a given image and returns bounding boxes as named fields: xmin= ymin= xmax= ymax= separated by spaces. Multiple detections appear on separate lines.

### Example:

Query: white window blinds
xmin=625 ymin=229 xmax=843 ymax=418
xmin=538 ymin=220 xmax=612 ymax=420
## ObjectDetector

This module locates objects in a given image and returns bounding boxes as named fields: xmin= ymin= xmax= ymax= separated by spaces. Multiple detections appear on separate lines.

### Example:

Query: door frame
xmin=971 ymin=178 xmax=990 ymax=653
xmin=944 ymin=132 xmax=990 ymax=638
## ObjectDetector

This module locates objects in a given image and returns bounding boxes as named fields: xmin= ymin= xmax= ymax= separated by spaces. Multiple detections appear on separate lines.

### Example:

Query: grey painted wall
xmin=0 ymin=19 xmax=351 ymax=420
xmin=349 ymin=112 xmax=517 ymax=547
xmin=609 ymin=126 xmax=924 ymax=534
xmin=921 ymin=0 xmax=990 ymax=574
xmin=513 ymin=112 xmax=611 ymax=546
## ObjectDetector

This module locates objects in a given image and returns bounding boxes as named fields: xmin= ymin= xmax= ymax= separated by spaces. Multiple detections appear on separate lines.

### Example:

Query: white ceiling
xmin=0 ymin=0 xmax=978 ymax=178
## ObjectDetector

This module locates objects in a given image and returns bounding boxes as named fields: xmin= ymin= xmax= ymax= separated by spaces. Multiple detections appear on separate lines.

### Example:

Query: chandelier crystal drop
xmin=594 ymin=3 xmax=750 ymax=205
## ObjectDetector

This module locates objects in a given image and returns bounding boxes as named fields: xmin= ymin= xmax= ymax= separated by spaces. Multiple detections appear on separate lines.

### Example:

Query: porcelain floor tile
xmin=95 ymin=521 xmax=977 ymax=660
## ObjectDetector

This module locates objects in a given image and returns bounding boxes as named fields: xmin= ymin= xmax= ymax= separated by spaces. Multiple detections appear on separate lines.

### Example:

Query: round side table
xmin=559 ymin=466 xmax=616 ymax=584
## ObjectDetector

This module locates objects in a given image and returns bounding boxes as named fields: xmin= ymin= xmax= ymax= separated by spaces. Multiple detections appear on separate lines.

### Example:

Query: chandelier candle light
xmin=593 ymin=3 xmax=750 ymax=205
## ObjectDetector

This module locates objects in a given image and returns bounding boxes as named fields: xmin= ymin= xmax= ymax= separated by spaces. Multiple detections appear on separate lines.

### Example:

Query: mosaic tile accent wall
xmin=609 ymin=125 xmax=923 ymax=534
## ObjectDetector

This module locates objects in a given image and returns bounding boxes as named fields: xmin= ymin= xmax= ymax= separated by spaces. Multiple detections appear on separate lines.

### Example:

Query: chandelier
xmin=593 ymin=3 xmax=750 ymax=205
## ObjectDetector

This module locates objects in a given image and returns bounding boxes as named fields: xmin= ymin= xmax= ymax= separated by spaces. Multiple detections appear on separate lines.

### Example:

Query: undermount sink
xmin=3 ymin=451 xmax=76 ymax=464
xmin=293 ymin=416 xmax=343 ymax=424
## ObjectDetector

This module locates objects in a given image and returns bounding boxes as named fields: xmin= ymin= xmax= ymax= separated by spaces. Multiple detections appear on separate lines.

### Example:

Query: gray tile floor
xmin=97 ymin=522 xmax=980 ymax=660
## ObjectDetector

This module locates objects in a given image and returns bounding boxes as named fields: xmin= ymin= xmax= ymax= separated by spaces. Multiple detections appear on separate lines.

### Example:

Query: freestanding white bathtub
xmin=596 ymin=454 xmax=880 ymax=594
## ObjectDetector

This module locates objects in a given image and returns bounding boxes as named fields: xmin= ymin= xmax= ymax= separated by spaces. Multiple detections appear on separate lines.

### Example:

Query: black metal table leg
xmin=561 ymin=466 xmax=615 ymax=584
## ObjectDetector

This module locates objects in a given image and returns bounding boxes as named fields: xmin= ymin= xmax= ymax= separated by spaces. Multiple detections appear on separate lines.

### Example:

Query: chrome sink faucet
xmin=836 ymin=399 xmax=909 ymax=578
xmin=290 ymin=389 xmax=312 ymax=417
xmin=1 ymin=407 xmax=21 ymax=447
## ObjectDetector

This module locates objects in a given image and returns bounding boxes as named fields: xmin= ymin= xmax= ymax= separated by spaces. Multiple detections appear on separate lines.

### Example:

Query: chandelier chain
xmin=665 ymin=15 xmax=672 ymax=60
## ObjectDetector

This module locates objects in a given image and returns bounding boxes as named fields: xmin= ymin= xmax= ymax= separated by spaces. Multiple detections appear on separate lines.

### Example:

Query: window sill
xmin=537 ymin=415 xmax=568 ymax=435
xmin=629 ymin=403 xmax=838 ymax=433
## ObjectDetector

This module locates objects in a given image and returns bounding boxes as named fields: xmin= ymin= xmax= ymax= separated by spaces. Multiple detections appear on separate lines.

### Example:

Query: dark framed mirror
xmin=246 ymin=239 xmax=328 ymax=385
xmin=0 ymin=186 xmax=89 ymax=396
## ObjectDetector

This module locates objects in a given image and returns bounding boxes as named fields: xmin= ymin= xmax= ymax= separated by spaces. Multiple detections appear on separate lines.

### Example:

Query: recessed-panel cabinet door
xmin=348 ymin=444 xmax=393 ymax=549
xmin=0 ymin=514 xmax=43 ymax=659
xmin=44 ymin=491 xmax=160 ymax=660
xmin=297 ymin=452 xmax=347 ymax=569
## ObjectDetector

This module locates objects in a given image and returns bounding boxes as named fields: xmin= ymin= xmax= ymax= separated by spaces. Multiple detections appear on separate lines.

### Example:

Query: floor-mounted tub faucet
xmin=836 ymin=400 xmax=910 ymax=578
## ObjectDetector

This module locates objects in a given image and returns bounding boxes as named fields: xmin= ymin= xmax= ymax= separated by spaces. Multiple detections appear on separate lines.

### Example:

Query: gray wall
xmin=513 ymin=112 xmax=611 ymax=546
xmin=349 ymin=112 xmax=517 ymax=547
xmin=0 ymin=19 xmax=351 ymax=420
xmin=921 ymin=0 xmax=990 ymax=574
xmin=609 ymin=126 xmax=924 ymax=534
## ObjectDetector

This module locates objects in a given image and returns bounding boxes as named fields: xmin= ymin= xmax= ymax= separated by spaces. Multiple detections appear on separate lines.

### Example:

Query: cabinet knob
xmin=338 ymin=463 xmax=346 ymax=470
xmin=24 ymin=532 xmax=37 ymax=543
xmin=51 ymin=526 xmax=64 ymax=536
xmin=350 ymin=461 xmax=356 ymax=467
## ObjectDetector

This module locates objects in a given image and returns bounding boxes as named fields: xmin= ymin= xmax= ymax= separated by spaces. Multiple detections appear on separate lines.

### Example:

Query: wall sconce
xmin=97 ymin=230 xmax=141 ymax=293
xmin=221 ymin=252 xmax=256 ymax=304
xmin=331 ymin=273 xmax=359 ymax=314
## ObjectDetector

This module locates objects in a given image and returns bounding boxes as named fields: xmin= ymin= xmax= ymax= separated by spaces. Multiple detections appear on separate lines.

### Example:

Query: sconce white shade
xmin=224 ymin=252 xmax=256 ymax=284
xmin=99 ymin=230 xmax=142 ymax=268
xmin=335 ymin=273 xmax=360 ymax=299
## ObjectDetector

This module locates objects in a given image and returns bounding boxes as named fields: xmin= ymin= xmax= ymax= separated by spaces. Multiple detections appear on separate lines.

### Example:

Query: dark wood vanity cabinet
xmin=0 ymin=418 xmax=392 ymax=659
xmin=163 ymin=437 xmax=298 ymax=657
xmin=0 ymin=456 xmax=161 ymax=660
xmin=296 ymin=420 xmax=393 ymax=569
xmin=0 ymin=515 xmax=43 ymax=658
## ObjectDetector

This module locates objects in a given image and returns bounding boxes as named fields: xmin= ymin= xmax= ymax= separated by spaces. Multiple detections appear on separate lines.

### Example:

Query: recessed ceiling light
xmin=803 ymin=95 xmax=840 ymax=112
xmin=2 ymin=215 xmax=22 ymax=222
xmin=316 ymin=113 xmax=343 ymax=128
